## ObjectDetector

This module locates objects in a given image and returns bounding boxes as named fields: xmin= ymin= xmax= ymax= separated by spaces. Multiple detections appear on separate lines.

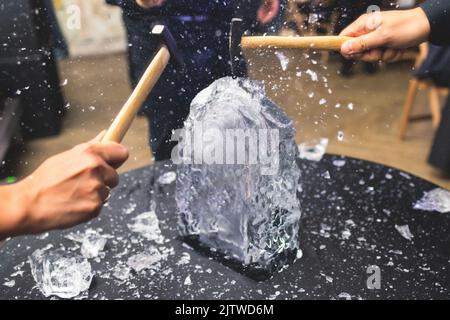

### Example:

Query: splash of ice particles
xmin=414 ymin=188 xmax=450 ymax=213
xmin=298 ymin=138 xmax=328 ymax=162
xmin=127 ymin=209 xmax=164 ymax=244
xmin=176 ymin=77 xmax=301 ymax=271
xmin=28 ymin=248 xmax=93 ymax=298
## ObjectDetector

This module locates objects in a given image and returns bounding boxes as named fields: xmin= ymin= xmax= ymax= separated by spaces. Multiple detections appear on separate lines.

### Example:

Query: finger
xmin=86 ymin=154 xmax=119 ymax=188
xmin=382 ymin=48 xmax=400 ymax=62
xmin=341 ymin=30 xmax=386 ymax=56
xmin=339 ymin=15 xmax=370 ymax=37
xmin=392 ymin=50 xmax=405 ymax=62
xmin=91 ymin=142 xmax=129 ymax=169
xmin=358 ymin=49 xmax=383 ymax=62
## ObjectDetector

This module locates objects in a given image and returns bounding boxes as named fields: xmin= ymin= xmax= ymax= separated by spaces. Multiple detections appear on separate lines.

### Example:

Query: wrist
xmin=0 ymin=181 xmax=31 ymax=238
xmin=414 ymin=7 xmax=431 ymax=43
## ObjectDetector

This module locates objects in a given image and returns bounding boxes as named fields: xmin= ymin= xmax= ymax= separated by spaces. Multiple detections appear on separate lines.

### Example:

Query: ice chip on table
xmin=414 ymin=188 xmax=450 ymax=213
xmin=3 ymin=280 xmax=15 ymax=288
xmin=127 ymin=209 xmax=164 ymax=244
xmin=127 ymin=247 xmax=164 ymax=272
xmin=157 ymin=171 xmax=176 ymax=185
xmin=395 ymin=224 xmax=414 ymax=241
xmin=298 ymin=138 xmax=328 ymax=162
xmin=29 ymin=247 xmax=93 ymax=298
xmin=113 ymin=265 xmax=131 ymax=281
xmin=176 ymin=77 xmax=301 ymax=274
xmin=80 ymin=230 xmax=107 ymax=259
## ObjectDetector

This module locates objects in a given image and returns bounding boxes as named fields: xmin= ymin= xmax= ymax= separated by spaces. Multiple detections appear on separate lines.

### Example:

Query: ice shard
xmin=175 ymin=77 xmax=301 ymax=278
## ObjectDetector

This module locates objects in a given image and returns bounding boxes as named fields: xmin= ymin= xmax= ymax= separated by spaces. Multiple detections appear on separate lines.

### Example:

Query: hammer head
xmin=229 ymin=18 xmax=248 ymax=78
xmin=151 ymin=25 xmax=185 ymax=69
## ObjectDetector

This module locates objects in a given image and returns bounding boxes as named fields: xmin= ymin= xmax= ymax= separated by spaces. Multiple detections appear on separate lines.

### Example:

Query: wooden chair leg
xmin=428 ymin=86 xmax=442 ymax=128
xmin=399 ymin=79 xmax=420 ymax=140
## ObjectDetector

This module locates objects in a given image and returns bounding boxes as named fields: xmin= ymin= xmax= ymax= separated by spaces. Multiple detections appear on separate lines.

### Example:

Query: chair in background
xmin=399 ymin=43 xmax=449 ymax=140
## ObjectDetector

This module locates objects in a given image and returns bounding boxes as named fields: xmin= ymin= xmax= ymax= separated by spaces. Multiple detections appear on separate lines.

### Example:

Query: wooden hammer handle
xmin=102 ymin=45 xmax=171 ymax=143
xmin=241 ymin=36 xmax=352 ymax=51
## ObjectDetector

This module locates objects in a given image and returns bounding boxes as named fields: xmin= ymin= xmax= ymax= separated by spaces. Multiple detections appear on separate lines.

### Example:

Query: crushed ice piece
xmin=296 ymin=249 xmax=303 ymax=259
xmin=298 ymin=138 xmax=328 ymax=162
xmin=341 ymin=229 xmax=351 ymax=240
xmin=113 ymin=265 xmax=132 ymax=281
xmin=275 ymin=51 xmax=289 ymax=71
xmin=347 ymin=103 xmax=354 ymax=110
xmin=29 ymin=248 xmax=93 ymax=298
xmin=37 ymin=232 xmax=49 ymax=240
xmin=395 ymin=224 xmax=414 ymax=241
xmin=157 ymin=171 xmax=176 ymax=185
xmin=127 ymin=247 xmax=164 ymax=272
xmin=176 ymin=77 xmax=301 ymax=271
xmin=338 ymin=292 xmax=352 ymax=300
xmin=127 ymin=210 xmax=164 ymax=243
xmin=319 ymin=98 xmax=327 ymax=105
xmin=399 ymin=172 xmax=411 ymax=179
xmin=305 ymin=69 xmax=318 ymax=81
xmin=184 ymin=275 xmax=192 ymax=286
xmin=414 ymin=188 xmax=450 ymax=213
xmin=322 ymin=171 xmax=331 ymax=179
xmin=3 ymin=280 xmax=15 ymax=287
xmin=333 ymin=160 xmax=346 ymax=167
xmin=176 ymin=252 xmax=191 ymax=266
xmin=81 ymin=230 xmax=107 ymax=259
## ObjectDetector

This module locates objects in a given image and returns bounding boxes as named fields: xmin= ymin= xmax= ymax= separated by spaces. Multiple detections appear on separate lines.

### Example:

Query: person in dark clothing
xmin=339 ymin=0 xmax=450 ymax=175
xmin=106 ymin=0 xmax=280 ymax=161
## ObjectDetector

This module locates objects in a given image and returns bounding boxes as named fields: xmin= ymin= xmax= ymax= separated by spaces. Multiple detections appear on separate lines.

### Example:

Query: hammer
xmin=102 ymin=25 xmax=184 ymax=143
xmin=229 ymin=18 xmax=352 ymax=77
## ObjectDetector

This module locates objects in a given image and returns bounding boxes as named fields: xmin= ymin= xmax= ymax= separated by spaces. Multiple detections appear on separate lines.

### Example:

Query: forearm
xmin=420 ymin=0 xmax=450 ymax=45
xmin=0 ymin=184 xmax=28 ymax=240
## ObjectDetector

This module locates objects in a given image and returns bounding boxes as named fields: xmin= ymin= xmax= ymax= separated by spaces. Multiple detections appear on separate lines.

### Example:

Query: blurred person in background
xmin=106 ymin=0 xmax=281 ymax=161
xmin=0 ymin=133 xmax=129 ymax=240
xmin=339 ymin=0 xmax=450 ymax=175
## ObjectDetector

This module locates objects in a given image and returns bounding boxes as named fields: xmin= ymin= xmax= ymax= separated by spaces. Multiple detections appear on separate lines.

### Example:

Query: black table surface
xmin=1 ymin=155 xmax=449 ymax=300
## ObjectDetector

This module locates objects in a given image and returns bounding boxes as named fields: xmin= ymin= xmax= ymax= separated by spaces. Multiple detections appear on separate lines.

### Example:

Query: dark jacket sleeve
xmin=420 ymin=0 xmax=450 ymax=46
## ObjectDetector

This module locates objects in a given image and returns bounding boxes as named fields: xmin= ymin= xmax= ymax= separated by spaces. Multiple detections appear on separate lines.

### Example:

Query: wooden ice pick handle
xmin=241 ymin=36 xmax=352 ymax=51
xmin=102 ymin=45 xmax=171 ymax=143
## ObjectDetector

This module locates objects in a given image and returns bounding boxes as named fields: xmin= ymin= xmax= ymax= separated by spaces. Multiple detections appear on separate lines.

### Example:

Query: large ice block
xmin=175 ymin=77 xmax=301 ymax=277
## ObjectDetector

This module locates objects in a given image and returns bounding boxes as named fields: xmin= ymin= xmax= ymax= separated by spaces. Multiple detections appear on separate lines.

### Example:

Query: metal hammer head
xmin=229 ymin=18 xmax=248 ymax=78
xmin=151 ymin=25 xmax=185 ymax=69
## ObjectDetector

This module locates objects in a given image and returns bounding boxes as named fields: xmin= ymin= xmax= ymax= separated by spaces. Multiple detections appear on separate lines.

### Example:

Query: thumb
xmin=341 ymin=31 xmax=385 ymax=56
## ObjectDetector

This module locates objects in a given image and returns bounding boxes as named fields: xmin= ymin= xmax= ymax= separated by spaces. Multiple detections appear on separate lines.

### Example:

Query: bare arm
xmin=0 ymin=133 xmax=128 ymax=240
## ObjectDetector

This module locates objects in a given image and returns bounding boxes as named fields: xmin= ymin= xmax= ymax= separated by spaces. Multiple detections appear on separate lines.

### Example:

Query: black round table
xmin=1 ymin=155 xmax=449 ymax=300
